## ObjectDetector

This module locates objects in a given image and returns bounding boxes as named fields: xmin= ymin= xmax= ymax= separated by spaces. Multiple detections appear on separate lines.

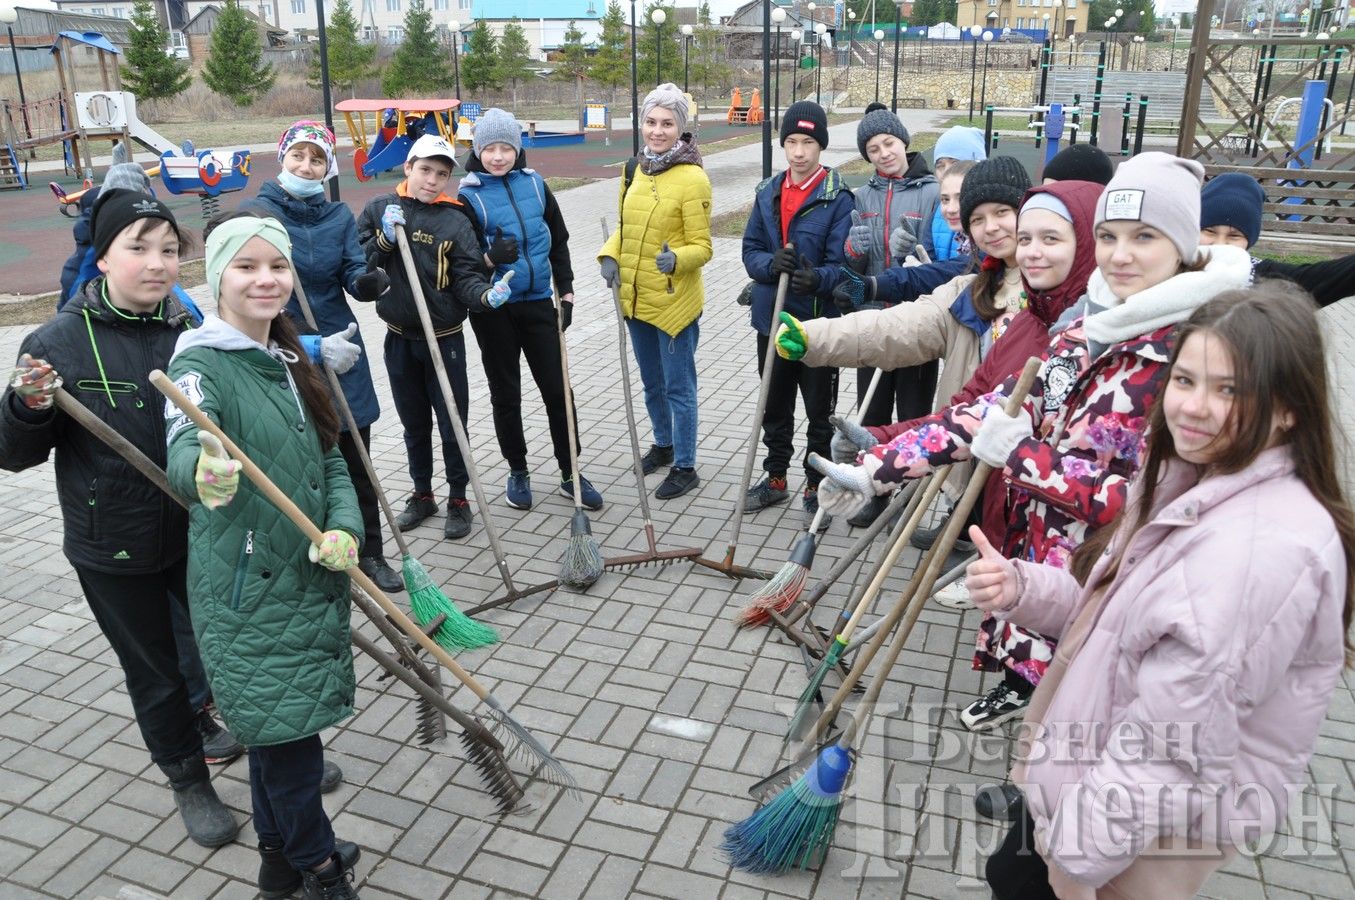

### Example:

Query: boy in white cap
xmin=357 ymin=134 xmax=508 ymax=540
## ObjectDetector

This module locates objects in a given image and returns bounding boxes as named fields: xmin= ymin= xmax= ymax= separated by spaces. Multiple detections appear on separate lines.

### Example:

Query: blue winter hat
xmin=933 ymin=126 xmax=987 ymax=165
xmin=1200 ymin=172 xmax=1266 ymax=248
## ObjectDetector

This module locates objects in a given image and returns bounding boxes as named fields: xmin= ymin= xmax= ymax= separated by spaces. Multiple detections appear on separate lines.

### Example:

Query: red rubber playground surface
xmin=0 ymin=123 xmax=757 ymax=297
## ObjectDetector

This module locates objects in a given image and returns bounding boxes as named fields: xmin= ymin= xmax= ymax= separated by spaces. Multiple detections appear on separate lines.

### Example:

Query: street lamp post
xmin=874 ymin=28 xmax=884 ymax=101
xmin=815 ymin=22 xmax=827 ymax=102
xmin=891 ymin=0 xmax=903 ymax=111
xmin=968 ymin=24 xmax=982 ymax=120
xmin=979 ymin=30 xmax=993 ymax=117
xmin=652 ymin=8 xmax=666 ymax=86
xmin=630 ymin=0 xmax=639 ymax=156
xmin=0 ymin=6 xmax=30 ymax=141
xmin=771 ymin=7 xmax=785 ymax=123
xmin=846 ymin=9 xmax=855 ymax=99
xmin=806 ymin=2 xmax=817 ymax=100
xmin=448 ymin=19 xmax=461 ymax=102
xmin=1113 ymin=7 xmax=1124 ymax=70
xmin=681 ymin=23 xmax=693 ymax=94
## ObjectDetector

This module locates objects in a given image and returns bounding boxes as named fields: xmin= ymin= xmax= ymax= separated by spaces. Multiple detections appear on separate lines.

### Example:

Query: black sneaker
xmin=958 ymin=682 xmax=1030 ymax=732
xmin=320 ymin=759 xmax=342 ymax=794
xmin=358 ymin=556 xmax=403 ymax=594
xmin=443 ymin=498 xmax=472 ymax=540
xmin=300 ymin=852 xmax=359 ymax=900
xmin=641 ymin=444 xmax=674 ymax=475
xmin=744 ymin=475 xmax=789 ymax=512
xmin=396 ymin=492 xmax=438 ymax=531
xmin=846 ymin=493 xmax=890 ymax=529
xmin=259 ymin=840 xmax=361 ymax=899
xmin=802 ymin=487 xmax=832 ymax=531
xmin=197 ymin=707 xmax=244 ymax=765
xmin=655 ymin=466 xmax=699 ymax=499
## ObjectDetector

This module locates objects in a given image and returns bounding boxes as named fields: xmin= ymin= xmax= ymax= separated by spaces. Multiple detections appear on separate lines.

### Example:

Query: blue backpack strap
xmin=172 ymin=284 xmax=204 ymax=326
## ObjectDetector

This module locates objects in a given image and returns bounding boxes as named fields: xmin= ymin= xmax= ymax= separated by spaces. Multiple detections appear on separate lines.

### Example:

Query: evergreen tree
xmin=121 ymin=0 xmax=192 ymax=101
xmin=911 ymin=0 xmax=942 ymax=28
xmin=202 ymin=0 xmax=276 ymax=107
xmin=637 ymin=2 xmax=680 ymax=86
xmin=588 ymin=0 xmax=630 ymax=100
xmin=382 ymin=0 xmax=449 ymax=96
xmin=308 ymin=0 xmax=375 ymax=97
xmin=555 ymin=19 xmax=589 ymax=83
xmin=939 ymin=0 xmax=957 ymax=24
xmin=497 ymin=18 xmax=534 ymax=107
xmin=690 ymin=1 xmax=730 ymax=95
xmin=461 ymin=20 xmax=501 ymax=92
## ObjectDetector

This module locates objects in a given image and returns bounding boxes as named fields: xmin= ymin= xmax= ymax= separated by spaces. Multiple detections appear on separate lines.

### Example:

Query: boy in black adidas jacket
xmin=356 ymin=134 xmax=506 ymax=540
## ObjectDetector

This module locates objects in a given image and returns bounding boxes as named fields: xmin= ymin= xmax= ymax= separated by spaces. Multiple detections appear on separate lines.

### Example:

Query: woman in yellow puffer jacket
xmin=598 ymin=82 xmax=712 ymax=500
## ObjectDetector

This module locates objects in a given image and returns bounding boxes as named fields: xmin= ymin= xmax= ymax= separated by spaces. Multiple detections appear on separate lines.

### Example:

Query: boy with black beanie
xmin=742 ymin=100 xmax=855 ymax=525
xmin=357 ymin=134 xmax=505 ymax=540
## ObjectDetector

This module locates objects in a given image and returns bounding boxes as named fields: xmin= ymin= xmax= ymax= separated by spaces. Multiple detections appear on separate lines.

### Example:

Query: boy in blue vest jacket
xmin=741 ymin=100 xmax=854 ymax=527
xmin=457 ymin=108 xmax=603 ymax=512
xmin=357 ymin=135 xmax=507 ymax=540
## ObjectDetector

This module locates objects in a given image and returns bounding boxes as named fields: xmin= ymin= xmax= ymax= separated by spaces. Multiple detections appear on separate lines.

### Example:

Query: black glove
xmin=770 ymin=245 xmax=798 ymax=276
xmin=790 ymin=256 xmax=821 ymax=296
xmin=486 ymin=226 xmax=519 ymax=266
xmin=831 ymin=265 xmax=876 ymax=314
xmin=559 ymin=300 xmax=573 ymax=331
xmin=353 ymin=267 xmax=390 ymax=302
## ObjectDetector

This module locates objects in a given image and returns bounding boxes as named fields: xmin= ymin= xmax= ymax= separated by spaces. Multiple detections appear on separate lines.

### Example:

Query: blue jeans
xmin=627 ymin=318 xmax=699 ymax=469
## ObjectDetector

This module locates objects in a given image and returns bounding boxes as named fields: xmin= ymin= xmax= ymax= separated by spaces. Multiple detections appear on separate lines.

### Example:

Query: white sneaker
xmin=933 ymin=580 xmax=975 ymax=610
xmin=958 ymin=683 xmax=1030 ymax=732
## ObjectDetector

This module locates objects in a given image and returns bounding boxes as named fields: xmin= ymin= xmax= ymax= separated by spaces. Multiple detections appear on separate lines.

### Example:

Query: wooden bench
xmin=897 ymin=97 xmax=927 ymax=109
xmin=1207 ymin=163 xmax=1355 ymax=256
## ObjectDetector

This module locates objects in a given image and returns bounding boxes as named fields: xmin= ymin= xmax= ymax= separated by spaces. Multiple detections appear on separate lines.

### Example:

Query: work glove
xmin=353 ymin=267 xmax=390 ymax=302
xmin=9 ymin=354 xmax=61 ymax=411
xmin=774 ymin=311 xmax=809 ymax=361
xmin=309 ymin=529 xmax=360 ymax=572
xmin=194 ymin=431 xmax=240 ymax=509
xmin=966 ymin=526 xmax=1020 ymax=614
xmin=830 ymin=413 xmax=878 ymax=463
xmin=790 ymin=256 xmax=820 ymax=295
xmin=770 ymin=245 xmax=799 ymax=276
xmin=844 ymin=210 xmax=876 ymax=261
xmin=599 ymin=256 xmax=620 ymax=288
xmin=807 ymin=452 xmax=875 ymax=519
xmin=486 ymin=226 xmax=519 ymax=266
xmin=970 ymin=406 xmax=1032 ymax=469
xmin=380 ymin=204 xmax=405 ymax=244
xmin=558 ymin=298 xmax=573 ymax=331
xmin=320 ymin=323 xmax=362 ymax=374
xmin=481 ymin=271 xmax=514 ymax=309
xmin=655 ymin=242 xmax=677 ymax=274
xmin=831 ymin=266 xmax=877 ymax=314
xmin=888 ymin=219 xmax=919 ymax=261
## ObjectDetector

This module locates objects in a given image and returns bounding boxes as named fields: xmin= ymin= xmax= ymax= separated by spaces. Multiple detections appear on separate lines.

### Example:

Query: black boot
xmin=159 ymin=755 xmax=239 ymax=848
xmin=301 ymin=851 xmax=360 ymax=899
xmin=259 ymin=840 xmax=361 ymax=899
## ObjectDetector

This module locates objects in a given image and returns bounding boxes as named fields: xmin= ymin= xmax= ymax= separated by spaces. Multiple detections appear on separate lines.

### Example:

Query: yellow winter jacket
xmin=598 ymin=139 xmax=712 ymax=336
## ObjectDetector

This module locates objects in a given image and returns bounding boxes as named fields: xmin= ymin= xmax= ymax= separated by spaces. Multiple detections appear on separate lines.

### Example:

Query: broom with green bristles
xmin=289 ymin=270 xmax=498 ymax=653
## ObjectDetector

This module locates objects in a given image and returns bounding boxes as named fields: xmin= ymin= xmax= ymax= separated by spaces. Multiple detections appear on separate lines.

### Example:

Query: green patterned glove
xmin=774 ymin=311 xmax=809 ymax=361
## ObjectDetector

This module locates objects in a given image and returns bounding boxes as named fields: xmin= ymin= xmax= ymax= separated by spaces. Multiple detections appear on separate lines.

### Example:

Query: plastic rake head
xmin=403 ymin=555 xmax=499 ymax=652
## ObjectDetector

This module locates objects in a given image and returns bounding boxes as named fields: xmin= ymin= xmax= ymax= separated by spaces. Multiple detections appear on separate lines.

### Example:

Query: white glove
xmin=808 ymin=452 xmax=875 ymax=518
xmin=320 ymin=323 xmax=361 ymax=374
xmin=970 ymin=407 xmax=1031 ymax=469
xmin=829 ymin=413 xmax=877 ymax=463
xmin=483 ymin=271 xmax=514 ymax=309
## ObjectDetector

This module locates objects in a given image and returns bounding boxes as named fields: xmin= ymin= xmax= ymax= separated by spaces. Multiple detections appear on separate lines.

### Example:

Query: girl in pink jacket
xmin=967 ymin=283 xmax=1354 ymax=898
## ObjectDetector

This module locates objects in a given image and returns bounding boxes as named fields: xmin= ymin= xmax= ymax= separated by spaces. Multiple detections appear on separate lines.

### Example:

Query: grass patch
xmin=544 ymin=176 xmax=597 ymax=193
xmin=942 ymin=114 xmax=1035 ymax=132
xmin=1252 ymin=250 xmax=1332 ymax=265
xmin=0 ymin=258 xmax=207 ymax=327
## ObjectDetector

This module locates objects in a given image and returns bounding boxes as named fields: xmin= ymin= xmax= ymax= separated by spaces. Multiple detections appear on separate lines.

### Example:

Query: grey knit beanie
xmin=102 ymin=162 xmax=153 ymax=195
xmin=472 ymin=108 xmax=522 ymax=157
xmin=1095 ymin=151 xmax=1205 ymax=263
xmin=640 ymin=82 xmax=689 ymax=134
xmin=856 ymin=108 xmax=911 ymax=160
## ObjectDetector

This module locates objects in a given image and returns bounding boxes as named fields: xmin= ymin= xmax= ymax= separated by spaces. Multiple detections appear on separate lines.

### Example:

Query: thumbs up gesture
xmin=964 ymin=525 xmax=1020 ymax=614
xmin=655 ymin=242 xmax=677 ymax=274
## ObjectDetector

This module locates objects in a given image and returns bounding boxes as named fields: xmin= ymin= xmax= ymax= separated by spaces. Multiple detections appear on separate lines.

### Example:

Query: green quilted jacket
xmin=165 ymin=318 xmax=362 ymax=746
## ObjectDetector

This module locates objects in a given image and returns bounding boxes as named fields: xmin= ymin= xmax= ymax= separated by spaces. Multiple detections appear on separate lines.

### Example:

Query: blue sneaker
xmin=506 ymin=470 xmax=532 ymax=509
xmin=560 ymin=474 xmax=604 ymax=511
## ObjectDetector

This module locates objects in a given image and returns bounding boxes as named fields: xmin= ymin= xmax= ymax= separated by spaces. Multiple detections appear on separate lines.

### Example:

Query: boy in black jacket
xmin=357 ymin=135 xmax=507 ymax=539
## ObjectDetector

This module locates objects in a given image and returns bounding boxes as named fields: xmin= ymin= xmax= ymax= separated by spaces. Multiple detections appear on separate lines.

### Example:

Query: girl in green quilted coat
xmin=165 ymin=214 xmax=364 ymax=899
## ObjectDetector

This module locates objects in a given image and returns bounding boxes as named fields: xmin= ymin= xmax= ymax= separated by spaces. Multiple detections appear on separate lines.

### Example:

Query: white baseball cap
xmin=406 ymin=134 xmax=457 ymax=168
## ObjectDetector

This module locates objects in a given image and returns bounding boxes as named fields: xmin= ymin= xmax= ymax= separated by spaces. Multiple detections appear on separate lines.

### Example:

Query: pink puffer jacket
xmin=1006 ymin=447 xmax=1346 ymax=893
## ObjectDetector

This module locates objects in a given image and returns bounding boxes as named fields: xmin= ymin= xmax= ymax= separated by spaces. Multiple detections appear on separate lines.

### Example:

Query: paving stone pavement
xmin=1 ymin=120 xmax=1353 ymax=898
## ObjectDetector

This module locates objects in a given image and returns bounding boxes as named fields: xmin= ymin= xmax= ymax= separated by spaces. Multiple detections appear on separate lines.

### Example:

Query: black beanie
xmin=959 ymin=156 xmax=1032 ymax=232
xmin=780 ymin=100 xmax=829 ymax=149
xmin=91 ymin=189 xmax=179 ymax=260
xmin=1200 ymin=172 xmax=1265 ymax=248
xmin=856 ymin=108 xmax=912 ymax=161
xmin=1042 ymin=143 xmax=1115 ymax=185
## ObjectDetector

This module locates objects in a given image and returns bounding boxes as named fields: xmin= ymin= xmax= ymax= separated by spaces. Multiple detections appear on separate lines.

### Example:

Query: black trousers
xmin=987 ymin=808 xmax=1058 ymax=900
xmin=856 ymin=360 xmax=939 ymax=428
xmin=467 ymin=300 xmax=578 ymax=475
xmin=755 ymin=332 xmax=839 ymax=487
xmin=336 ymin=425 xmax=383 ymax=560
xmin=383 ymin=330 xmax=469 ymax=497
xmin=74 ymin=557 xmax=202 ymax=765
xmin=249 ymin=733 xmax=334 ymax=871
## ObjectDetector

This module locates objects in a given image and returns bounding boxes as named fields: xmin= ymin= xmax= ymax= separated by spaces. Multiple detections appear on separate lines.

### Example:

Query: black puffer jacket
xmin=0 ymin=279 xmax=193 ymax=574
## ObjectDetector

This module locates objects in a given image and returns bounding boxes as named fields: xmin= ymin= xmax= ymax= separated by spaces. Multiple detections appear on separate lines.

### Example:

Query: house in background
xmin=956 ymin=0 xmax=1090 ymax=37
xmin=182 ymin=3 xmax=289 ymax=62
xmin=470 ymin=1 xmax=604 ymax=62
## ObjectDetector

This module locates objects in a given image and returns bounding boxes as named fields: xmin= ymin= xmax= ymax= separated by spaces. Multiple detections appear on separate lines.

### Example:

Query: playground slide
xmin=360 ymin=132 xmax=413 ymax=179
xmin=73 ymin=91 xmax=178 ymax=157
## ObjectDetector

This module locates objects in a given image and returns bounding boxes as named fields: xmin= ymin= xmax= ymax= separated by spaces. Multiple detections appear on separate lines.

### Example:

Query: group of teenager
xmin=3 ymin=86 xmax=1353 ymax=899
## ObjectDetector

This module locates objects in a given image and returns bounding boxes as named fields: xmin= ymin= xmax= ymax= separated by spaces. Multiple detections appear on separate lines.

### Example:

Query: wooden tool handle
xmin=150 ymin=370 xmax=491 ymax=703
